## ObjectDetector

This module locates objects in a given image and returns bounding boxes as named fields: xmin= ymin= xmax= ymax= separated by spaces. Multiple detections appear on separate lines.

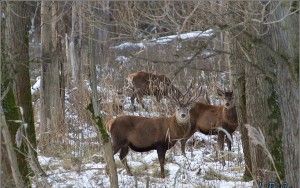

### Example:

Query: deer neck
xmin=223 ymin=106 xmax=237 ymax=124
xmin=169 ymin=116 xmax=191 ymax=140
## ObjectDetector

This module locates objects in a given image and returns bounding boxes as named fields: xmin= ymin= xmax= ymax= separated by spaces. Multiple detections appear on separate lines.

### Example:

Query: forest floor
xmin=32 ymin=98 xmax=253 ymax=188
xmin=30 ymin=80 xmax=253 ymax=187
xmin=35 ymin=132 xmax=253 ymax=188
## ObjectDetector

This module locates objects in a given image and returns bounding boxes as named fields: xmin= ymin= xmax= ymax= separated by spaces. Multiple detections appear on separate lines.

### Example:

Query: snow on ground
xmin=34 ymin=131 xmax=253 ymax=188
xmin=31 ymin=81 xmax=253 ymax=187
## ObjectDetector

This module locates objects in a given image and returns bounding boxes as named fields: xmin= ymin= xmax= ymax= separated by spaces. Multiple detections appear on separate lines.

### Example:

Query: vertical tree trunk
xmin=70 ymin=2 xmax=82 ymax=86
xmin=1 ymin=64 xmax=31 ymax=187
xmin=87 ymin=3 xmax=119 ymax=187
xmin=227 ymin=2 xmax=253 ymax=180
xmin=271 ymin=2 xmax=299 ymax=187
xmin=0 ymin=105 xmax=25 ymax=188
xmin=0 ymin=2 xmax=14 ymax=186
xmin=229 ymin=37 xmax=253 ymax=180
xmin=39 ymin=1 xmax=52 ymax=151
xmin=50 ymin=2 xmax=65 ymax=142
xmin=5 ymin=1 xmax=38 ymax=155
xmin=40 ymin=1 xmax=65 ymax=152
xmin=3 ymin=2 xmax=35 ymax=186
xmin=228 ymin=2 xmax=285 ymax=183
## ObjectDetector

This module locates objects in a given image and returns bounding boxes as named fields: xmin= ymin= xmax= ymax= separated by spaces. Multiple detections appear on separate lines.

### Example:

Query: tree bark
xmin=87 ymin=3 xmax=119 ymax=187
xmin=228 ymin=2 xmax=288 ymax=184
xmin=229 ymin=37 xmax=253 ymax=180
xmin=271 ymin=2 xmax=299 ymax=187
xmin=69 ymin=2 xmax=82 ymax=86
xmin=3 ymin=2 xmax=35 ymax=186
xmin=40 ymin=1 xmax=65 ymax=152
xmin=5 ymin=1 xmax=38 ymax=155
xmin=0 ymin=105 xmax=25 ymax=188
xmin=227 ymin=2 xmax=253 ymax=180
xmin=39 ymin=1 xmax=52 ymax=151
xmin=1 ymin=64 xmax=30 ymax=186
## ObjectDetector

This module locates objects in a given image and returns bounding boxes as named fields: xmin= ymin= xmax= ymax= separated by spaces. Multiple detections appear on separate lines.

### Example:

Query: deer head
xmin=217 ymin=88 xmax=234 ymax=109
xmin=171 ymin=82 xmax=204 ymax=125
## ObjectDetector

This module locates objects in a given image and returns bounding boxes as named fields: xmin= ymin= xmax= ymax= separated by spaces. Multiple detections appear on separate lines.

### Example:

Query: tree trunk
xmin=69 ymin=2 xmax=82 ymax=86
xmin=271 ymin=2 xmax=299 ymax=187
xmin=228 ymin=2 xmax=286 ymax=184
xmin=229 ymin=37 xmax=253 ymax=180
xmin=89 ymin=39 xmax=119 ymax=188
xmin=3 ymin=2 xmax=35 ymax=186
xmin=39 ymin=1 xmax=52 ymax=151
xmin=87 ymin=3 xmax=119 ymax=187
xmin=0 ymin=105 xmax=25 ymax=188
xmin=1 ymin=65 xmax=30 ymax=186
xmin=40 ymin=1 xmax=65 ymax=153
xmin=5 ymin=1 xmax=38 ymax=155
xmin=50 ymin=2 xmax=65 ymax=142
xmin=227 ymin=2 xmax=253 ymax=180
xmin=0 ymin=2 xmax=14 ymax=186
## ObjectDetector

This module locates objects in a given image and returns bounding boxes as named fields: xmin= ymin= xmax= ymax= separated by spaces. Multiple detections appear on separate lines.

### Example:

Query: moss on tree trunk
xmin=266 ymin=78 xmax=284 ymax=180
xmin=1 ymin=67 xmax=31 ymax=187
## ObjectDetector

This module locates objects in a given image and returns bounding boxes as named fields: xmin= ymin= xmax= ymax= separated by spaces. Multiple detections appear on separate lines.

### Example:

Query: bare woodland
xmin=0 ymin=1 xmax=299 ymax=188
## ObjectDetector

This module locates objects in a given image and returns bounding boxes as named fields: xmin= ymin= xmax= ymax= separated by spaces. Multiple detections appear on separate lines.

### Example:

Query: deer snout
xmin=181 ymin=114 xmax=186 ymax=118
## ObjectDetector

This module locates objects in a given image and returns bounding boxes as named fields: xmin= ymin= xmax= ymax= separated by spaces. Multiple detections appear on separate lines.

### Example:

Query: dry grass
xmin=203 ymin=167 xmax=239 ymax=181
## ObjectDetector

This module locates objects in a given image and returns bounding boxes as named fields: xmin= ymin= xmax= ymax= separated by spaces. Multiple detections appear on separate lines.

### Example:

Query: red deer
xmin=181 ymin=88 xmax=238 ymax=164
xmin=107 ymin=88 xmax=202 ymax=178
xmin=126 ymin=71 xmax=182 ymax=110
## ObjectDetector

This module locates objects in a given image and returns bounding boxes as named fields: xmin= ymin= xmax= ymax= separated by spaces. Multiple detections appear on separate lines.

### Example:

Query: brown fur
xmin=126 ymin=71 xmax=182 ymax=109
xmin=189 ymin=103 xmax=237 ymax=135
xmin=108 ymin=114 xmax=190 ymax=178
xmin=181 ymin=91 xmax=238 ymax=159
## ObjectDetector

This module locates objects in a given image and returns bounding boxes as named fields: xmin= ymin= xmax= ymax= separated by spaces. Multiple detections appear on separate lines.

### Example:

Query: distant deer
xmin=107 ymin=87 xmax=202 ymax=178
xmin=126 ymin=71 xmax=182 ymax=110
xmin=181 ymin=88 xmax=238 ymax=164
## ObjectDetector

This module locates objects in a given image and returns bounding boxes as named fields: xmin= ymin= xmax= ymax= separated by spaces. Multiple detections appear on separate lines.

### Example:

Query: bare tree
xmin=227 ymin=1 xmax=299 ymax=186
xmin=40 ymin=1 xmax=65 ymax=153
xmin=5 ymin=1 xmax=38 ymax=155
xmin=87 ymin=2 xmax=119 ymax=187
xmin=2 ymin=2 xmax=40 ymax=186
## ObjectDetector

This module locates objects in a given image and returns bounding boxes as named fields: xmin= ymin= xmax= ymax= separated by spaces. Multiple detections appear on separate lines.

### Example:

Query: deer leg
xmin=119 ymin=146 xmax=132 ymax=176
xmin=130 ymin=95 xmax=135 ymax=106
xmin=130 ymin=93 xmax=137 ymax=111
xmin=137 ymin=95 xmax=146 ymax=110
xmin=217 ymin=132 xmax=225 ymax=166
xmin=180 ymin=139 xmax=187 ymax=157
xmin=157 ymin=147 xmax=167 ymax=178
xmin=112 ymin=141 xmax=122 ymax=155
xmin=225 ymin=133 xmax=233 ymax=151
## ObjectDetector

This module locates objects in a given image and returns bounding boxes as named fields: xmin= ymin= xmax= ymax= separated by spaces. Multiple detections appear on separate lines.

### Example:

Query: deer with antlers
xmin=107 ymin=86 xmax=203 ymax=178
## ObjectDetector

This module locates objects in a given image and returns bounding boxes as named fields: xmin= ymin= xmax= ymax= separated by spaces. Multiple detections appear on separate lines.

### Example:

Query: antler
xmin=181 ymin=79 xmax=195 ymax=100
xmin=184 ymin=84 xmax=204 ymax=106
xmin=169 ymin=85 xmax=182 ymax=105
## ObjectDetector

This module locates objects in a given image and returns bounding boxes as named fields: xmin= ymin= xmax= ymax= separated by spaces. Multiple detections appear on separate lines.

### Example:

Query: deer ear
xmin=217 ymin=88 xmax=224 ymax=96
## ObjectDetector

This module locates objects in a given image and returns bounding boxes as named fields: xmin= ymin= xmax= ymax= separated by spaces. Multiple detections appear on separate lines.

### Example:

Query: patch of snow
xmin=112 ymin=29 xmax=215 ymax=50
xmin=31 ymin=76 xmax=41 ymax=94
xmin=152 ymin=29 xmax=215 ymax=44
xmin=116 ymin=56 xmax=130 ymax=64
xmin=113 ymin=42 xmax=145 ymax=50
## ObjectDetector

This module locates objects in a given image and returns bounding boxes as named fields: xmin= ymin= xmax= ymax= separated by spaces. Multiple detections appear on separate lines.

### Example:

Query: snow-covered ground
xmin=30 ymin=78 xmax=253 ymax=187
xmin=34 ymin=126 xmax=253 ymax=187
